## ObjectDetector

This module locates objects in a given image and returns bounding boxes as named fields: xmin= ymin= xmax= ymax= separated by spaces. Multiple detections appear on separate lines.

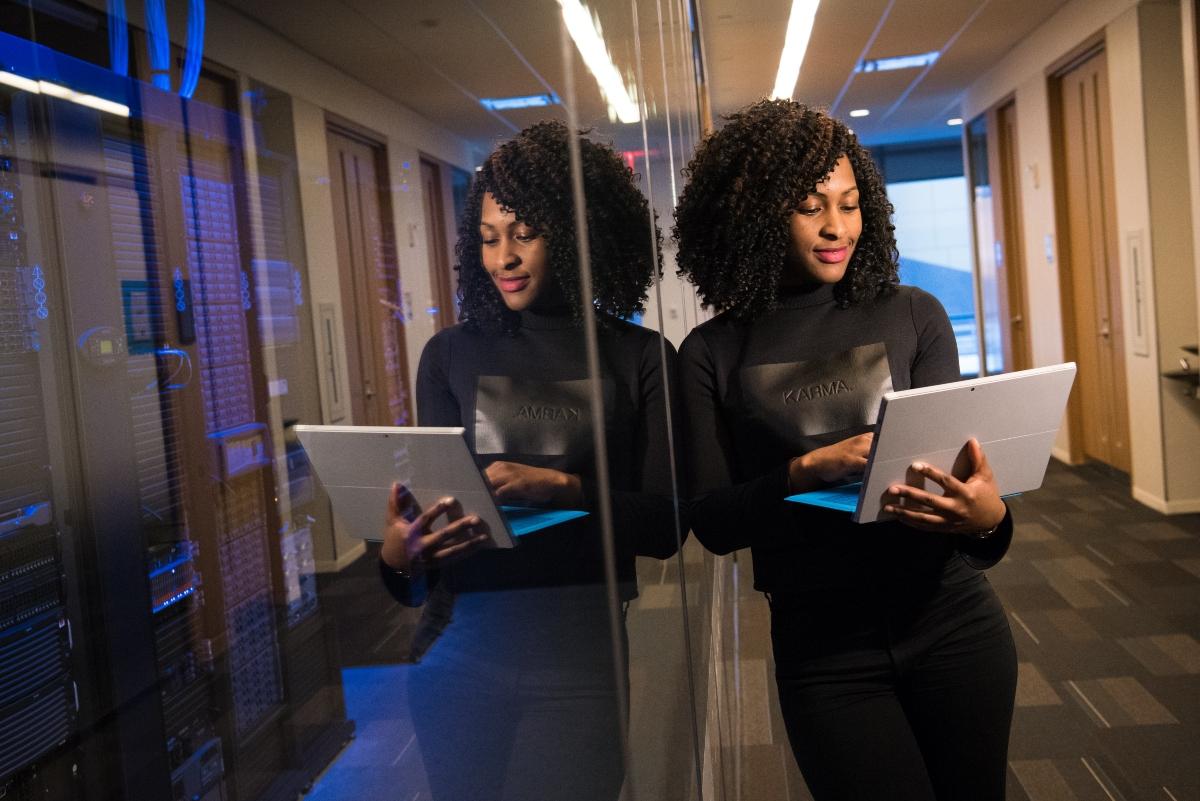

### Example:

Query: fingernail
xmin=911 ymin=462 xmax=925 ymax=471
xmin=889 ymin=486 xmax=900 ymax=494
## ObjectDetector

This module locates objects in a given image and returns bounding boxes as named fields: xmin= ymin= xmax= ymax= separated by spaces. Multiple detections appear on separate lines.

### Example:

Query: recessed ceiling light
xmin=770 ymin=0 xmax=821 ymax=100
xmin=947 ymin=117 xmax=963 ymax=126
xmin=849 ymin=108 xmax=870 ymax=118
xmin=479 ymin=93 xmax=561 ymax=111
xmin=855 ymin=51 xmax=940 ymax=73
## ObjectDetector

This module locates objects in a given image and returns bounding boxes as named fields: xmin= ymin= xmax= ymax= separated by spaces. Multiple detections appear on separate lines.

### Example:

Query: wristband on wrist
xmin=967 ymin=514 xmax=1005 ymax=540
xmin=389 ymin=556 xmax=425 ymax=580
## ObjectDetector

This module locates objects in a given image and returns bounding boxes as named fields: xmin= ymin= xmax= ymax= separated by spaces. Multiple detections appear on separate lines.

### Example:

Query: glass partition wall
xmin=0 ymin=1 xmax=709 ymax=800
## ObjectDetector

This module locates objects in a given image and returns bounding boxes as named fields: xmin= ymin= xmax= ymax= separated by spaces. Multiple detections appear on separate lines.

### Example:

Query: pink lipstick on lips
xmin=497 ymin=275 xmax=530 ymax=293
xmin=814 ymin=247 xmax=849 ymax=264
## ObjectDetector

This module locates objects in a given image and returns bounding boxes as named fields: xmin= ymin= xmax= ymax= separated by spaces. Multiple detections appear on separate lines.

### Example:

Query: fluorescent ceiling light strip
xmin=855 ymin=50 xmax=939 ymax=73
xmin=947 ymin=117 xmax=963 ymax=126
xmin=73 ymin=93 xmax=131 ymax=117
xmin=480 ymin=93 xmax=561 ymax=111
xmin=38 ymin=80 xmax=129 ymax=117
xmin=849 ymin=108 xmax=870 ymax=118
xmin=557 ymin=0 xmax=640 ymax=123
xmin=771 ymin=0 xmax=820 ymax=100
xmin=0 ymin=71 xmax=41 ymax=93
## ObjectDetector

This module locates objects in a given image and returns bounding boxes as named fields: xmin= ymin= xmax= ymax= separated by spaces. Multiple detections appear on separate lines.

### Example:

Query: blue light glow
xmin=107 ymin=0 xmax=129 ymax=76
xmin=152 ymin=584 xmax=197 ymax=614
xmin=148 ymin=552 xmax=194 ymax=579
xmin=179 ymin=0 xmax=206 ymax=99
xmin=32 ymin=265 xmax=48 ymax=319
xmin=240 ymin=271 xmax=252 ymax=311
xmin=145 ymin=0 xmax=172 ymax=91
xmin=855 ymin=51 xmax=939 ymax=73
xmin=479 ymin=93 xmax=561 ymax=111
xmin=174 ymin=268 xmax=187 ymax=312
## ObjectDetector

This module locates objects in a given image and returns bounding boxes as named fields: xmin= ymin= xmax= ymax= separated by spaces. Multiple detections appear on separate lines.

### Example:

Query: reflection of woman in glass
xmin=674 ymin=100 xmax=1016 ymax=801
xmin=379 ymin=120 xmax=679 ymax=800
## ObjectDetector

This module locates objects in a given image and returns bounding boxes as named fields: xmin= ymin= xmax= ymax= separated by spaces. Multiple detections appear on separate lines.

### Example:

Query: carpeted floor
xmin=311 ymin=459 xmax=1199 ymax=800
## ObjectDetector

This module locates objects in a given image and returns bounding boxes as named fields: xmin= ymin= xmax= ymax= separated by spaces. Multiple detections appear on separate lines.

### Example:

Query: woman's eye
xmin=799 ymin=207 xmax=821 ymax=216
xmin=841 ymin=205 xmax=859 ymax=213
xmin=481 ymin=238 xmax=498 ymax=246
xmin=516 ymin=232 xmax=538 ymax=242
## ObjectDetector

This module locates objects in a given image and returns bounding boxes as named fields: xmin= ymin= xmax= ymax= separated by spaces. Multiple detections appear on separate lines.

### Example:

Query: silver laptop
xmin=787 ymin=363 xmax=1077 ymax=522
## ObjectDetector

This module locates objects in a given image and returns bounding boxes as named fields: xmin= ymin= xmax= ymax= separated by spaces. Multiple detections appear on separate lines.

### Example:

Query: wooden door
xmin=1056 ymin=49 xmax=1131 ymax=471
xmin=326 ymin=126 xmax=412 ymax=426
xmin=995 ymin=100 xmax=1031 ymax=371
xmin=420 ymin=157 xmax=457 ymax=330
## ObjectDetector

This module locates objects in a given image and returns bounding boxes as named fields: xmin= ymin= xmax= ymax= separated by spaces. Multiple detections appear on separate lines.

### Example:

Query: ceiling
xmin=223 ymin=0 xmax=1075 ymax=153
xmin=701 ymin=0 xmax=1074 ymax=145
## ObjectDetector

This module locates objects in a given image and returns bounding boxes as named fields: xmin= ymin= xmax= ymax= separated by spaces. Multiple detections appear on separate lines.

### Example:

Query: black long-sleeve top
xmin=679 ymin=284 xmax=1012 ymax=598
xmin=382 ymin=308 xmax=682 ymax=604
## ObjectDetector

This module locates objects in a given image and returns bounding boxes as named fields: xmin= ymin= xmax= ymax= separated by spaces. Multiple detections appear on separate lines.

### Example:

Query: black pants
xmin=770 ymin=573 xmax=1017 ymax=801
xmin=406 ymin=586 xmax=628 ymax=801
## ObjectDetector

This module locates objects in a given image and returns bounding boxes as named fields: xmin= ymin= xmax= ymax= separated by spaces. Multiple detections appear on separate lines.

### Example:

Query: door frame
xmin=324 ymin=116 xmax=413 ymax=427
xmin=1049 ymin=41 xmax=1129 ymax=469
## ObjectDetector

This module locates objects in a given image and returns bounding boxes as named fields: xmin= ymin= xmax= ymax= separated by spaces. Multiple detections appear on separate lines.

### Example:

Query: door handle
xmin=1099 ymin=320 xmax=1111 ymax=339
xmin=1010 ymin=314 xmax=1023 ymax=325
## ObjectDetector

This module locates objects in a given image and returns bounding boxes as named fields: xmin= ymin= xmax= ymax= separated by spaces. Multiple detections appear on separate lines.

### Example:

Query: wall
xmin=1140 ymin=1 xmax=1200 ymax=507
xmin=1184 ymin=0 xmax=1200 ymax=394
xmin=963 ymin=0 xmax=1200 ymax=512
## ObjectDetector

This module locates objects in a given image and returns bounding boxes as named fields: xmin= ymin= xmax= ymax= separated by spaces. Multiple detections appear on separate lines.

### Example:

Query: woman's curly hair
xmin=673 ymin=99 xmax=898 ymax=317
xmin=455 ymin=120 xmax=660 ymax=333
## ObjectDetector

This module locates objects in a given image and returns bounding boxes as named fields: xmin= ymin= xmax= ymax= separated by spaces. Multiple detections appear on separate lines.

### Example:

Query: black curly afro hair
xmin=673 ymin=99 xmax=899 ymax=318
xmin=455 ymin=120 xmax=661 ymax=333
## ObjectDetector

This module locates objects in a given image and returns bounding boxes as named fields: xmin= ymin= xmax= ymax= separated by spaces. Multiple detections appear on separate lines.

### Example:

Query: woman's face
xmin=480 ymin=192 xmax=551 ymax=312
xmin=784 ymin=155 xmax=862 ymax=286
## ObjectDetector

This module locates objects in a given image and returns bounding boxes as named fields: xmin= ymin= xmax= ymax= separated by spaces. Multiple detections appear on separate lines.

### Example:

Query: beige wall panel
xmin=1186 ymin=0 xmax=1200 ymax=357
xmin=1138 ymin=1 xmax=1200 ymax=509
xmin=1012 ymin=76 xmax=1072 ymax=459
xmin=1104 ymin=11 xmax=1159 ymax=495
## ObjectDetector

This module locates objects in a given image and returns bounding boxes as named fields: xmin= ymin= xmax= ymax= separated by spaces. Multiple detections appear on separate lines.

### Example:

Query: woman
xmin=379 ymin=120 xmax=680 ymax=801
xmin=674 ymin=100 xmax=1016 ymax=801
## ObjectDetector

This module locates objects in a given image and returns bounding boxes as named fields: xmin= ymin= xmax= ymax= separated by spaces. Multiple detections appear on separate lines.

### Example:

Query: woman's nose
xmin=496 ymin=237 xmax=520 ymax=268
xmin=820 ymin=210 xmax=846 ymax=239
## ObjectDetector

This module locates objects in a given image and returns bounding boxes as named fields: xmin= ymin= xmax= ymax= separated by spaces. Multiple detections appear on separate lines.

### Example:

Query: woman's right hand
xmin=787 ymin=432 xmax=874 ymax=493
xmin=379 ymin=484 xmax=491 ymax=575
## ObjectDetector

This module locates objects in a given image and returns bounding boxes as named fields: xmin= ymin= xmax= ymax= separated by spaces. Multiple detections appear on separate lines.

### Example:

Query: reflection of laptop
xmin=787 ymin=363 xmax=1077 ymax=523
xmin=294 ymin=425 xmax=588 ymax=546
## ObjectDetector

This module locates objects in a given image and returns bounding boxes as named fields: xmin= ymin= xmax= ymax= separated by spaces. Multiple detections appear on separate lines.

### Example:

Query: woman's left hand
xmin=882 ymin=438 xmax=1007 ymax=535
xmin=485 ymin=461 xmax=583 ymax=507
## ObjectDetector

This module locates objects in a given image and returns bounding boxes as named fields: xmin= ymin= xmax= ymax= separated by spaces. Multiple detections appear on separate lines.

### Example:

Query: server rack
xmin=0 ymin=32 xmax=351 ymax=801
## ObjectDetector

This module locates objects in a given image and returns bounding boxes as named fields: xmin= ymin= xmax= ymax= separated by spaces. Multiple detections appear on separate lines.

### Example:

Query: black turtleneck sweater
xmin=382 ymin=309 xmax=681 ymax=603
xmin=679 ymin=284 xmax=1011 ymax=599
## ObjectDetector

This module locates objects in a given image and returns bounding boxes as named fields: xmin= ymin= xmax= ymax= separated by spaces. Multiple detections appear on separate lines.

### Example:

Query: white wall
xmin=963 ymin=0 xmax=1200 ymax=512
